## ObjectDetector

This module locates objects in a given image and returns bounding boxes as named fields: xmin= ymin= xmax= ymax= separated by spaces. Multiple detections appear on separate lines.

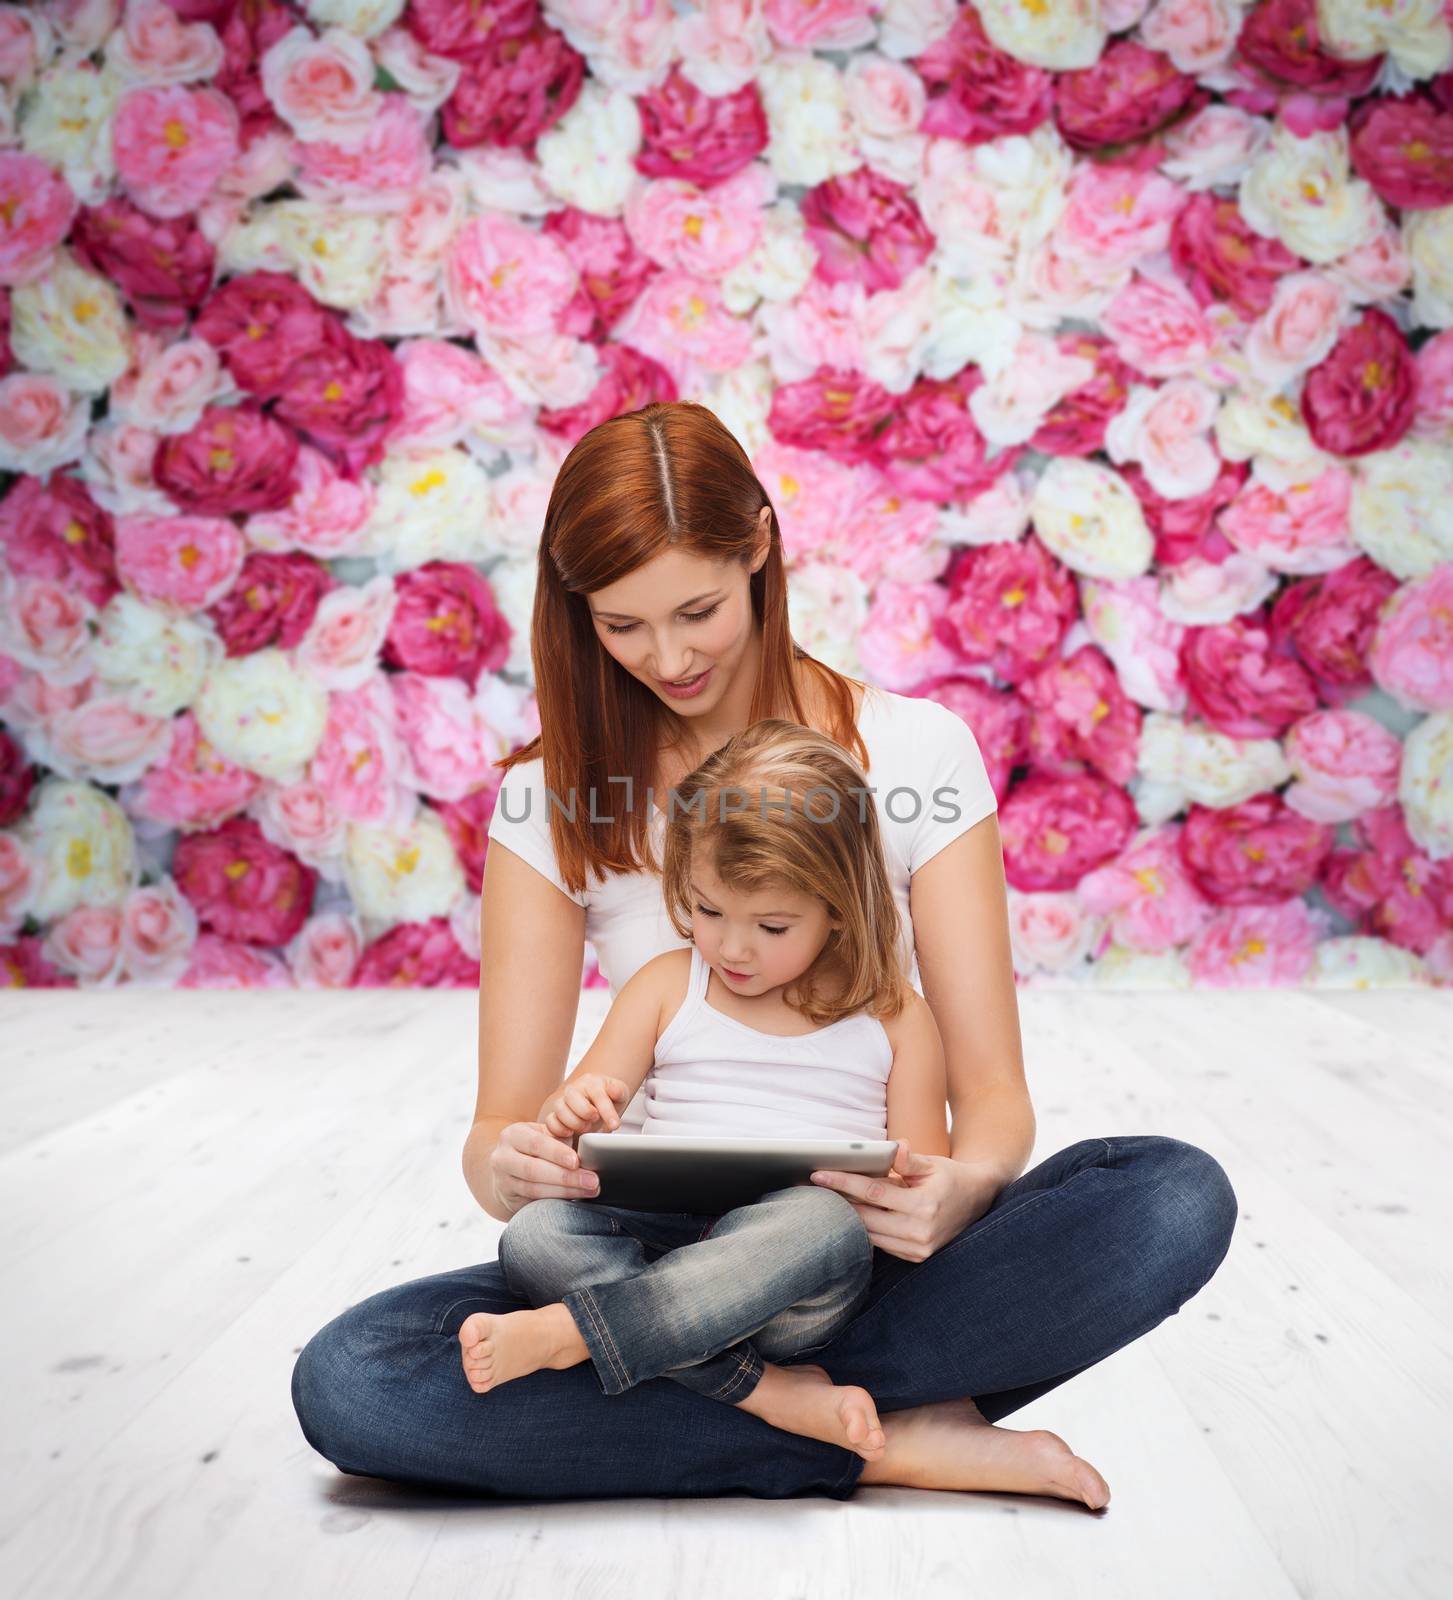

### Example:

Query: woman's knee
xmin=291 ymin=1306 xmax=376 ymax=1470
xmin=1126 ymin=1135 xmax=1239 ymax=1293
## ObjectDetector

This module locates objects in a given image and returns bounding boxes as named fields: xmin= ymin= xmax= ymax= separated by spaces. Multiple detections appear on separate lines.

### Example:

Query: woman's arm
xmin=883 ymin=991 xmax=952 ymax=1158
xmin=464 ymin=840 xmax=589 ymax=1223
xmin=910 ymin=812 xmax=1035 ymax=1185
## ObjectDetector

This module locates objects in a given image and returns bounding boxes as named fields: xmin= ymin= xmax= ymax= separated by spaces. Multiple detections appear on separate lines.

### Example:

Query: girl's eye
xmin=604 ymin=603 xmax=721 ymax=636
xmin=695 ymin=904 xmax=787 ymax=936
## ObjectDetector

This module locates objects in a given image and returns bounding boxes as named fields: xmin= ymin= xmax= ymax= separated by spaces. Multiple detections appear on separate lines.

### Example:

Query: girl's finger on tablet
xmin=587 ymin=1084 xmax=619 ymax=1129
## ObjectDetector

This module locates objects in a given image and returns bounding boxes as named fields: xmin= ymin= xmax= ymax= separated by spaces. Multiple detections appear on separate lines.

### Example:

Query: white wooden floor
xmin=0 ymin=985 xmax=1448 ymax=1600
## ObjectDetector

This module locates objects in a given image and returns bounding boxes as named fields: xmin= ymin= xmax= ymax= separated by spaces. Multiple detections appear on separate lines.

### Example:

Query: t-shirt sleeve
xmin=902 ymin=699 xmax=999 ymax=876
xmin=485 ymin=759 xmax=588 ymax=907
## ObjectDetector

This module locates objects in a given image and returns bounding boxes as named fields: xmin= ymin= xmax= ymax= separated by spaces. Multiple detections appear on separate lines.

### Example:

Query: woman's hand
xmin=539 ymin=1072 xmax=631 ymax=1141
xmin=488 ymin=1121 xmax=602 ymax=1217
xmin=809 ymin=1140 xmax=1005 ymax=1263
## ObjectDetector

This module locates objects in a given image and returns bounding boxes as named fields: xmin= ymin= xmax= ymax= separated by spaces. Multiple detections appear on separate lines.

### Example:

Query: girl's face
xmin=583 ymin=514 xmax=770 ymax=714
xmin=689 ymin=857 xmax=841 ymax=998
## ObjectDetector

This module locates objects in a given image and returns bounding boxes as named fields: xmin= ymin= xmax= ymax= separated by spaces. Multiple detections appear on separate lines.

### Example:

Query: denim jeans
xmin=499 ymin=1184 xmax=873 ymax=1402
xmin=291 ymin=1134 xmax=1238 ymax=1502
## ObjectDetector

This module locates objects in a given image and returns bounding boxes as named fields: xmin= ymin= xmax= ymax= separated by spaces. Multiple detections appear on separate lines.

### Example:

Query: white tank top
xmin=641 ymin=945 xmax=894 ymax=1140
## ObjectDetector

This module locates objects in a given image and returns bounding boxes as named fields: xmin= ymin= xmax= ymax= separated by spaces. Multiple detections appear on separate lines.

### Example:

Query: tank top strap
xmin=688 ymin=943 xmax=712 ymax=1002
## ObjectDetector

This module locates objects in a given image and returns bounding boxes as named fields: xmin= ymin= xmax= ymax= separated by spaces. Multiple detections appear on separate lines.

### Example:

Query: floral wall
xmin=0 ymin=0 xmax=1451 ymax=994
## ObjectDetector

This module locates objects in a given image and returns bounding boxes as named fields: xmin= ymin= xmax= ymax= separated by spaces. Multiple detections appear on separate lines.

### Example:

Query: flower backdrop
xmin=1 ymin=0 xmax=1451 ymax=993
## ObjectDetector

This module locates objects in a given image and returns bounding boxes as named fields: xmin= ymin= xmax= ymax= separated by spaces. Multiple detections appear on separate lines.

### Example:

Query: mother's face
xmin=583 ymin=513 xmax=770 ymax=713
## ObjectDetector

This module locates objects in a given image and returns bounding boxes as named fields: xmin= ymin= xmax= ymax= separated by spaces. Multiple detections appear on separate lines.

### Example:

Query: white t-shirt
xmin=484 ymin=682 xmax=998 ymax=1132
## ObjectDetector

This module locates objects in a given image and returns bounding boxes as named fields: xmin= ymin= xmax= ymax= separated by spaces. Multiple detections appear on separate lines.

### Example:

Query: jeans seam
xmin=571 ymin=1285 xmax=631 ymax=1393
xmin=434 ymin=1295 xmax=493 ymax=1336
xmin=708 ymin=1347 xmax=763 ymax=1403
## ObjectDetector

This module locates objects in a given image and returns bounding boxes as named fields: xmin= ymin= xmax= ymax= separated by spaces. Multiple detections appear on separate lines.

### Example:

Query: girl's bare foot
xmin=736 ymin=1361 xmax=886 ymax=1461
xmin=858 ymin=1395 xmax=1110 ymax=1510
xmin=457 ymin=1304 xmax=587 ymax=1394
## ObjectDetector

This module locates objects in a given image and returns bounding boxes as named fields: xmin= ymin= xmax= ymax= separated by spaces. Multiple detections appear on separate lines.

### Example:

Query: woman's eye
xmin=604 ymin=603 xmax=721 ymax=637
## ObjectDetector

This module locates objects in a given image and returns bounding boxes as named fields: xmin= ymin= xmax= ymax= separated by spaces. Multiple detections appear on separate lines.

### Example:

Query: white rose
xmin=17 ymin=777 xmax=138 ymax=921
xmin=1215 ymin=389 xmax=1333 ymax=482
xmin=17 ymin=55 xmax=119 ymax=206
xmin=271 ymin=200 xmax=388 ymax=311
xmin=1405 ymin=206 xmax=1453 ymax=330
xmin=974 ymin=0 xmax=1104 ymax=69
xmin=305 ymin=0 xmax=406 ymax=39
xmin=1349 ymin=437 xmax=1453 ymax=581
xmin=698 ymin=360 xmax=775 ymax=461
xmin=1240 ymin=125 xmax=1383 ymax=265
xmin=1160 ymin=105 xmax=1269 ymax=192
xmin=0 ymin=373 xmax=91 ymax=475
xmin=260 ymin=25 xmax=380 ymax=143
xmin=721 ymin=201 xmax=816 ymax=316
xmin=1090 ymin=945 xmax=1194 ymax=988
xmin=9 ymin=247 xmax=131 ymax=394
xmin=534 ymin=80 xmax=642 ymax=216
xmin=1308 ymin=935 xmax=1433 ymax=988
xmin=91 ymin=591 xmax=221 ymax=717
xmin=756 ymin=53 xmax=860 ymax=188
xmin=1316 ymin=0 xmax=1452 ymax=79
xmin=861 ymin=264 xmax=938 ymax=394
xmin=361 ymin=448 xmax=498 ymax=572
xmin=1158 ymin=552 xmax=1279 ymax=625
xmin=939 ymin=469 xmax=1033 ymax=546
xmin=371 ymin=26 xmax=461 ymax=118
xmin=343 ymin=808 xmax=466 ymax=930
xmin=1029 ymin=458 xmax=1154 ymax=579
xmin=1006 ymin=889 xmax=1104 ymax=974
xmin=108 ymin=334 xmax=233 ymax=434
xmin=785 ymin=561 xmax=868 ymax=679
xmin=1399 ymin=711 xmax=1453 ymax=860
xmin=1137 ymin=713 xmax=1290 ymax=818
xmin=485 ymin=556 xmax=539 ymax=681
xmin=919 ymin=127 xmax=1074 ymax=278
xmin=194 ymin=649 xmax=329 ymax=781
xmin=874 ymin=0 xmax=958 ymax=58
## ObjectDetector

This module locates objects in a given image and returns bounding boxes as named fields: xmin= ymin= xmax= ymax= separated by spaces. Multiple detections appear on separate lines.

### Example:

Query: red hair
xmin=494 ymin=401 xmax=869 ymax=901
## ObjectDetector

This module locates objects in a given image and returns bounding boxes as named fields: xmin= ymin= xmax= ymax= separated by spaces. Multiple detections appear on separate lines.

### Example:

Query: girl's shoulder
xmin=632 ymin=947 xmax=695 ymax=1046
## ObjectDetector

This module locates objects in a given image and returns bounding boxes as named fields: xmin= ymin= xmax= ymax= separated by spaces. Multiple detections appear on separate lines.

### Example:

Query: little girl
xmin=458 ymin=718 xmax=952 ymax=1463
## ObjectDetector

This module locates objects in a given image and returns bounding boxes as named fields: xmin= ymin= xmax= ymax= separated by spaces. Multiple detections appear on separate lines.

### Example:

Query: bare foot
xmin=457 ymin=1304 xmax=586 ymax=1394
xmin=858 ymin=1396 xmax=1110 ymax=1510
xmin=737 ymin=1362 xmax=886 ymax=1461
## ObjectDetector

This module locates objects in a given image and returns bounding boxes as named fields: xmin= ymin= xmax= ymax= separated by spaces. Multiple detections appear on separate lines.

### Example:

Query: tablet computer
xmin=575 ymin=1133 xmax=900 ymax=1215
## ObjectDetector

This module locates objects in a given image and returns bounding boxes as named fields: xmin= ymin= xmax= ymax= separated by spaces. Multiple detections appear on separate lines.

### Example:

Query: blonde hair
xmin=659 ymin=718 xmax=912 ymax=1028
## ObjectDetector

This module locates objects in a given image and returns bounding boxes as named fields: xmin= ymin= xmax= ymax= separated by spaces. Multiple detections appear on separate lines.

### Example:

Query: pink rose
xmin=1350 ymin=93 xmax=1453 ymax=211
xmin=610 ymin=271 xmax=756 ymax=385
xmin=0 ymin=574 xmax=94 ymax=682
xmin=270 ymin=323 xmax=405 ymax=480
xmin=1140 ymin=0 xmax=1243 ymax=74
xmin=295 ymin=574 xmax=397 ymax=693
xmin=1055 ymin=165 xmax=1187 ymax=273
xmin=206 ymin=550 xmax=333 ymax=658
xmin=1124 ymin=457 xmax=1247 ymax=567
xmin=635 ymin=64 xmax=766 ymax=186
xmin=0 ymin=936 xmax=77 ymax=989
xmin=914 ymin=678 xmax=1030 ymax=804
xmin=1030 ymin=334 xmax=1138 ymax=459
xmin=999 ymin=770 xmax=1139 ymax=892
xmin=916 ymin=6 xmax=1052 ymax=144
xmin=1101 ymin=271 xmax=1215 ymax=378
xmin=294 ymin=94 xmax=432 ymax=206
xmin=260 ymin=24 xmax=381 ymax=143
xmin=1269 ymin=557 xmax=1399 ymax=702
xmin=0 ymin=826 xmax=36 ymax=932
xmin=1217 ymin=467 xmax=1356 ymax=576
xmin=1300 ymin=309 xmax=1417 ymax=459
xmin=389 ymin=339 xmax=531 ymax=453
xmin=107 ymin=0 xmax=224 ymax=84
xmin=108 ymin=334 xmax=229 ymax=435
xmin=858 ymin=582 xmax=962 ymax=692
xmin=404 ymin=0 xmax=537 ymax=62
xmin=874 ymin=369 xmax=1018 ymax=502
xmin=0 ymin=152 xmax=77 ymax=287
xmin=1321 ymin=805 xmax=1453 ymax=956
xmin=1237 ymin=0 xmax=1382 ymax=100
xmin=763 ymin=0 xmax=874 ymax=49
xmin=251 ymin=779 xmax=348 ymax=870
xmin=120 ymin=878 xmax=198 ymax=985
xmin=41 ymin=904 xmax=124 ymax=984
xmin=768 ymin=367 xmax=897 ymax=466
xmin=243 ymin=445 xmax=375 ymax=560
xmin=172 ymin=813 xmax=317 ymax=946
xmin=178 ymin=931 xmax=294 ymax=988
xmin=1170 ymin=193 xmax=1303 ymax=321
xmin=1178 ymin=794 xmax=1335 ymax=906
xmin=47 ymin=694 xmax=174 ymax=785
xmin=391 ymin=672 xmax=497 ymax=803
xmin=382 ymin=562 xmax=511 ymax=687
xmin=288 ymin=909 xmax=363 ymax=988
xmin=0 ymin=726 xmax=35 ymax=827
xmin=113 ymin=84 xmax=240 ymax=218
xmin=1104 ymin=378 xmax=1221 ymax=500
xmin=1284 ymin=709 xmax=1402 ymax=823
xmin=445 ymin=213 xmax=578 ymax=340
xmin=352 ymin=916 xmax=479 ymax=987
xmin=437 ymin=783 xmax=500 ymax=895
xmin=0 ymin=7 xmax=44 ymax=88
xmin=440 ymin=18 xmax=584 ymax=150
xmin=0 ymin=474 xmax=119 ymax=610
xmin=1181 ymin=615 xmax=1320 ymax=738
xmin=153 ymin=402 xmax=300 ymax=516
xmin=124 ymin=712 xmax=263 ymax=831
xmin=308 ymin=675 xmax=408 ymax=827
xmin=115 ymin=512 xmax=245 ymax=613
xmin=536 ymin=343 xmax=679 ymax=448
xmin=193 ymin=271 xmax=337 ymax=398
xmin=1054 ymin=38 xmax=1201 ymax=152
xmin=1020 ymin=645 xmax=1142 ymax=786
xmin=801 ymin=168 xmax=933 ymax=293
xmin=1368 ymin=565 xmax=1453 ymax=712
xmin=543 ymin=208 xmax=660 ymax=339
xmin=1244 ymin=272 xmax=1348 ymax=387
xmin=937 ymin=537 xmax=1080 ymax=687
xmin=1077 ymin=825 xmax=1216 ymax=952
xmin=626 ymin=165 xmax=771 ymax=279
xmin=1413 ymin=329 xmax=1453 ymax=442
xmin=1185 ymin=899 xmax=1324 ymax=985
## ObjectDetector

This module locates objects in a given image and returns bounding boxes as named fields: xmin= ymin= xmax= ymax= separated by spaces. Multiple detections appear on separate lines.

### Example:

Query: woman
xmin=291 ymin=401 xmax=1237 ymax=1505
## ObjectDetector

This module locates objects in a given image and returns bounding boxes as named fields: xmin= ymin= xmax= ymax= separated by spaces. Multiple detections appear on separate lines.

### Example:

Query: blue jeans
xmin=291 ymin=1135 xmax=1237 ymax=1501
xmin=499 ymin=1184 xmax=873 ymax=1402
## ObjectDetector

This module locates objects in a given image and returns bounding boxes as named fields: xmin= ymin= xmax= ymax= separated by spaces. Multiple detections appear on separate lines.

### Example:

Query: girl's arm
xmin=536 ymin=953 xmax=670 ymax=1125
xmin=884 ymin=990 xmax=952 ymax=1159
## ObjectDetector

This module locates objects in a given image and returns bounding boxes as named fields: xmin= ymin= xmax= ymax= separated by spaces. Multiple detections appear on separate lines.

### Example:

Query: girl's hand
xmin=538 ymin=1072 xmax=631 ymax=1141
xmin=808 ymin=1140 xmax=1004 ymax=1263
xmin=489 ymin=1121 xmax=601 ymax=1216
